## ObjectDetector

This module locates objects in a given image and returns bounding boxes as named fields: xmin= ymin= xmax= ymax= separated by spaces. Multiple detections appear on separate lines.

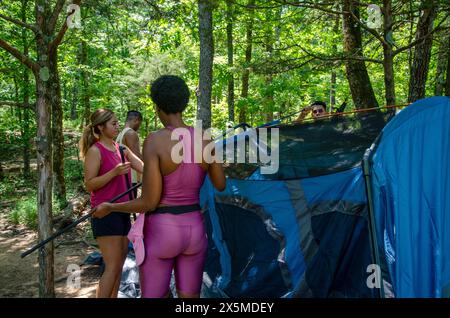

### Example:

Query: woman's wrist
xmin=106 ymin=202 xmax=114 ymax=212
xmin=108 ymin=169 xmax=118 ymax=178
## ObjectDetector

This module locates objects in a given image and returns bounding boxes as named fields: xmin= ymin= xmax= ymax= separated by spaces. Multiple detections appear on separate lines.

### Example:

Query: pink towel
xmin=128 ymin=213 xmax=145 ymax=266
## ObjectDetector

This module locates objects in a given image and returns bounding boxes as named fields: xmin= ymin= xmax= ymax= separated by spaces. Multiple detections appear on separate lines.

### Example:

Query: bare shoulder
xmin=124 ymin=129 xmax=140 ymax=146
xmin=143 ymin=131 xmax=164 ymax=149
xmin=86 ymin=144 xmax=101 ymax=158
xmin=125 ymin=129 xmax=139 ymax=138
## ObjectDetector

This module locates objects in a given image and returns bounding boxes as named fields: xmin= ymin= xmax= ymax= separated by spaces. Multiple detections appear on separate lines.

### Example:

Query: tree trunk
xmin=49 ymin=50 xmax=66 ymax=208
xmin=14 ymin=75 xmax=20 ymax=118
xmin=408 ymin=0 xmax=437 ymax=103
xmin=434 ymin=27 xmax=449 ymax=96
xmin=263 ymin=7 xmax=282 ymax=123
xmin=264 ymin=75 xmax=274 ymax=122
xmin=226 ymin=0 xmax=234 ymax=123
xmin=13 ymin=73 xmax=27 ymax=175
xmin=239 ymin=23 xmax=252 ymax=124
xmin=35 ymin=75 xmax=54 ymax=298
xmin=21 ymin=0 xmax=31 ymax=178
xmin=34 ymin=0 xmax=55 ymax=298
xmin=62 ymin=79 xmax=67 ymax=107
xmin=239 ymin=0 xmax=255 ymax=124
xmin=197 ymin=0 xmax=215 ymax=129
xmin=22 ymin=66 xmax=31 ymax=178
xmin=383 ymin=0 xmax=396 ymax=106
xmin=71 ymin=80 xmax=78 ymax=120
xmin=10 ymin=85 xmax=15 ymax=117
xmin=330 ymin=16 xmax=339 ymax=112
xmin=446 ymin=34 xmax=450 ymax=96
xmin=342 ymin=0 xmax=379 ymax=109
xmin=35 ymin=2 xmax=55 ymax=293
xmin=408 ymin=0 xmax=414 ymax=74
xmin=80 ymin=41 xmax=90 ymax=129
xmin=264 ymin=42 xmax=274 ymax=122
xmin=330 ymin=72 xmax=336 ymax=112
xmin=13 ymin=75 xmax=23 ymax=143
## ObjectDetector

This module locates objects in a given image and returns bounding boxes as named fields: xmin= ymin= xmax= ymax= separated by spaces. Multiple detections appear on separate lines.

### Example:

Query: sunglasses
xmin=312 ymin=108 xmax=324 ymax=114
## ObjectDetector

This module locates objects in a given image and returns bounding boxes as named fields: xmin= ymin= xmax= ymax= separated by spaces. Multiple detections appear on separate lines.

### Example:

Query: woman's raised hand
xmin=113 ymin=162 xmax=131 ymax=176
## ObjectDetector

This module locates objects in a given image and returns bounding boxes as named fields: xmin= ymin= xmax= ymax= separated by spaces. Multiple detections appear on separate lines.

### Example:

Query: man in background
xmin=117 ymin=110 xmax=143 ymax=197
xmin=295 ymin=101 xmax=329 ymax=123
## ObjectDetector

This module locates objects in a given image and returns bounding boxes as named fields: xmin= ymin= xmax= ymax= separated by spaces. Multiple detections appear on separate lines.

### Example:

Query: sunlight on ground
xmin=0 ymin=212 xmax=99 ymax=298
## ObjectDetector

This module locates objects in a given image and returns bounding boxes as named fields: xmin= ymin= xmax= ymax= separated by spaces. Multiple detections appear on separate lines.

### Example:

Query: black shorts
xmin=91 ymin=211 xmax=131 ymax=239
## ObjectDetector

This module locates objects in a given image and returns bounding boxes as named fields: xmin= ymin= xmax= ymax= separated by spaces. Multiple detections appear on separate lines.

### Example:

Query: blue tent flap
xmin=371 ymin=96 xmax=450 ymax=297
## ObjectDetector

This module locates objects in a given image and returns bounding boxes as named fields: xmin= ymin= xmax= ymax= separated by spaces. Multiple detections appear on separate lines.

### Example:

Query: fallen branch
xmin=55 ymin=240 xmax=89 ymax=249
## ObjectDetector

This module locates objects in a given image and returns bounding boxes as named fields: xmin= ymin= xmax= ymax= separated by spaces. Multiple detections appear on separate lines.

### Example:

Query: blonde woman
xmin=80 ymin=109 xmax=143 ymax=298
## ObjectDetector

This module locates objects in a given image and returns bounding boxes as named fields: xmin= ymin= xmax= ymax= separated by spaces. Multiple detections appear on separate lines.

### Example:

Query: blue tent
xmin=200 ymin=96 xmax=450 ymax=298
xmin=370 ymin=96 xmax=450 ymax=297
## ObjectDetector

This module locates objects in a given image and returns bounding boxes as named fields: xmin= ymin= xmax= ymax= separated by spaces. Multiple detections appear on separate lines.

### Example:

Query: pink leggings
xmin=139 ymin=211 xmax=207 ymax=298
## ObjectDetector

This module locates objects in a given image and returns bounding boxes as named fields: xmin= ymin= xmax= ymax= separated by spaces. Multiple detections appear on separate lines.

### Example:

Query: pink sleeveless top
xmin=90 ymin=141 xmax=132 ymax=208
xmin=159 ymin=126 xmax=207 ymax=206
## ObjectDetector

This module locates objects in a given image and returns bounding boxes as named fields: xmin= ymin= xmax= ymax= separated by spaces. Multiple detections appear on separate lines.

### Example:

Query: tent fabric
xmin=201 ymin=167 xmax=379 ymax=298
xmin=200 ymin=109 xmax=395 ymax=297
xmin=370 ymin=96 xmax=450 ymax=297
xmin=222 ymin=111 xmax=393 ymax=180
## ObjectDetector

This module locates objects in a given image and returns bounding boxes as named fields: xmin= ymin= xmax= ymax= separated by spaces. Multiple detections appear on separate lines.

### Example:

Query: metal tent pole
xmin=362 ymin=134 xmax=385 ymax=298
xmin=21 ymin=182 xmax=142 ymax=258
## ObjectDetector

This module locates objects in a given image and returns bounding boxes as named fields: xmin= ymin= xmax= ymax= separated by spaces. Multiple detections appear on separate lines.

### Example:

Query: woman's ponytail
xmin=79 ymin=109 xmax=115 ymax=160
xmin=79 ymin=124 xmax=97 ymax=160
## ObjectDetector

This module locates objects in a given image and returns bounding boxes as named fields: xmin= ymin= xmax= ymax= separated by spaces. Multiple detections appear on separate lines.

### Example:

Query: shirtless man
xmin=296 ymin=101 xmax=329 ymax=123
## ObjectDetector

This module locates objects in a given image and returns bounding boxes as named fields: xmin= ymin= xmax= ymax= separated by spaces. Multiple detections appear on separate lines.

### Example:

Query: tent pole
xmin=363 ymin=134 xmax=385 ymax=298
xmin=21 ymin=182 xmax=142 ymax=258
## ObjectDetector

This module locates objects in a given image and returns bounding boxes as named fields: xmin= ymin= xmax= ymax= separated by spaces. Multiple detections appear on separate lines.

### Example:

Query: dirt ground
xmin=0 ymin=130 xmax=103 ymax=298
xmin=0 ymin=207 xmax=101 ymax=298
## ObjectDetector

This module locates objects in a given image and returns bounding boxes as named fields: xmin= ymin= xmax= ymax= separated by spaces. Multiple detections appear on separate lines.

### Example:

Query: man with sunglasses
xmin=295 ymin=101 xmax=328 ymax=123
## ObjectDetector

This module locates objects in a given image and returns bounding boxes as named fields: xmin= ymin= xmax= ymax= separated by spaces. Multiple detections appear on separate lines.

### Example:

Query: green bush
xmin=8 ymin=195 xmax=38 ymax=229
xmin=7 ymin=190 xmax=66 ymax=230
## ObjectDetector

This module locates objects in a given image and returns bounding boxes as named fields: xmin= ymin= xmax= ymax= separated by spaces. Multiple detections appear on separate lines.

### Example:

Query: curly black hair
xmin=150 ymin=75 xmax=190 ymax=114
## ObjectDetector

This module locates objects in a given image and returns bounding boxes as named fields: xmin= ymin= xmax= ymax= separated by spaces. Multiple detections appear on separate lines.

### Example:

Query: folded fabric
xmin=127 ymin=213 xmax=145 ymax=266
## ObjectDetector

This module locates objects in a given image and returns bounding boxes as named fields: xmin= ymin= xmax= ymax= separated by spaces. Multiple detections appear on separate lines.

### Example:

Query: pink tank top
xmin=90 ymin=141 xmax=132 ymax=208
xmin=159 ymin=126 xmax=207 ymax=206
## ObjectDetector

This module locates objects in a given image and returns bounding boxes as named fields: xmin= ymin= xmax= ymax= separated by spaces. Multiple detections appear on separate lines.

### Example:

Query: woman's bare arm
xmin=203 ymin=136 xmax=226 ymax=191
xmin=208 ymin=161 xmax=226 ymax=191
xmin=124 ymin=145 xmax=144 ymax=174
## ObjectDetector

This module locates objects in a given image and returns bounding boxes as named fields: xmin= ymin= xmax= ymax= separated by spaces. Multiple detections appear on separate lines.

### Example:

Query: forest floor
xmin=0 ymin=210 xmax=100 ymax=298
xmin=0 ymin=130 xmax=102 ymax=298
